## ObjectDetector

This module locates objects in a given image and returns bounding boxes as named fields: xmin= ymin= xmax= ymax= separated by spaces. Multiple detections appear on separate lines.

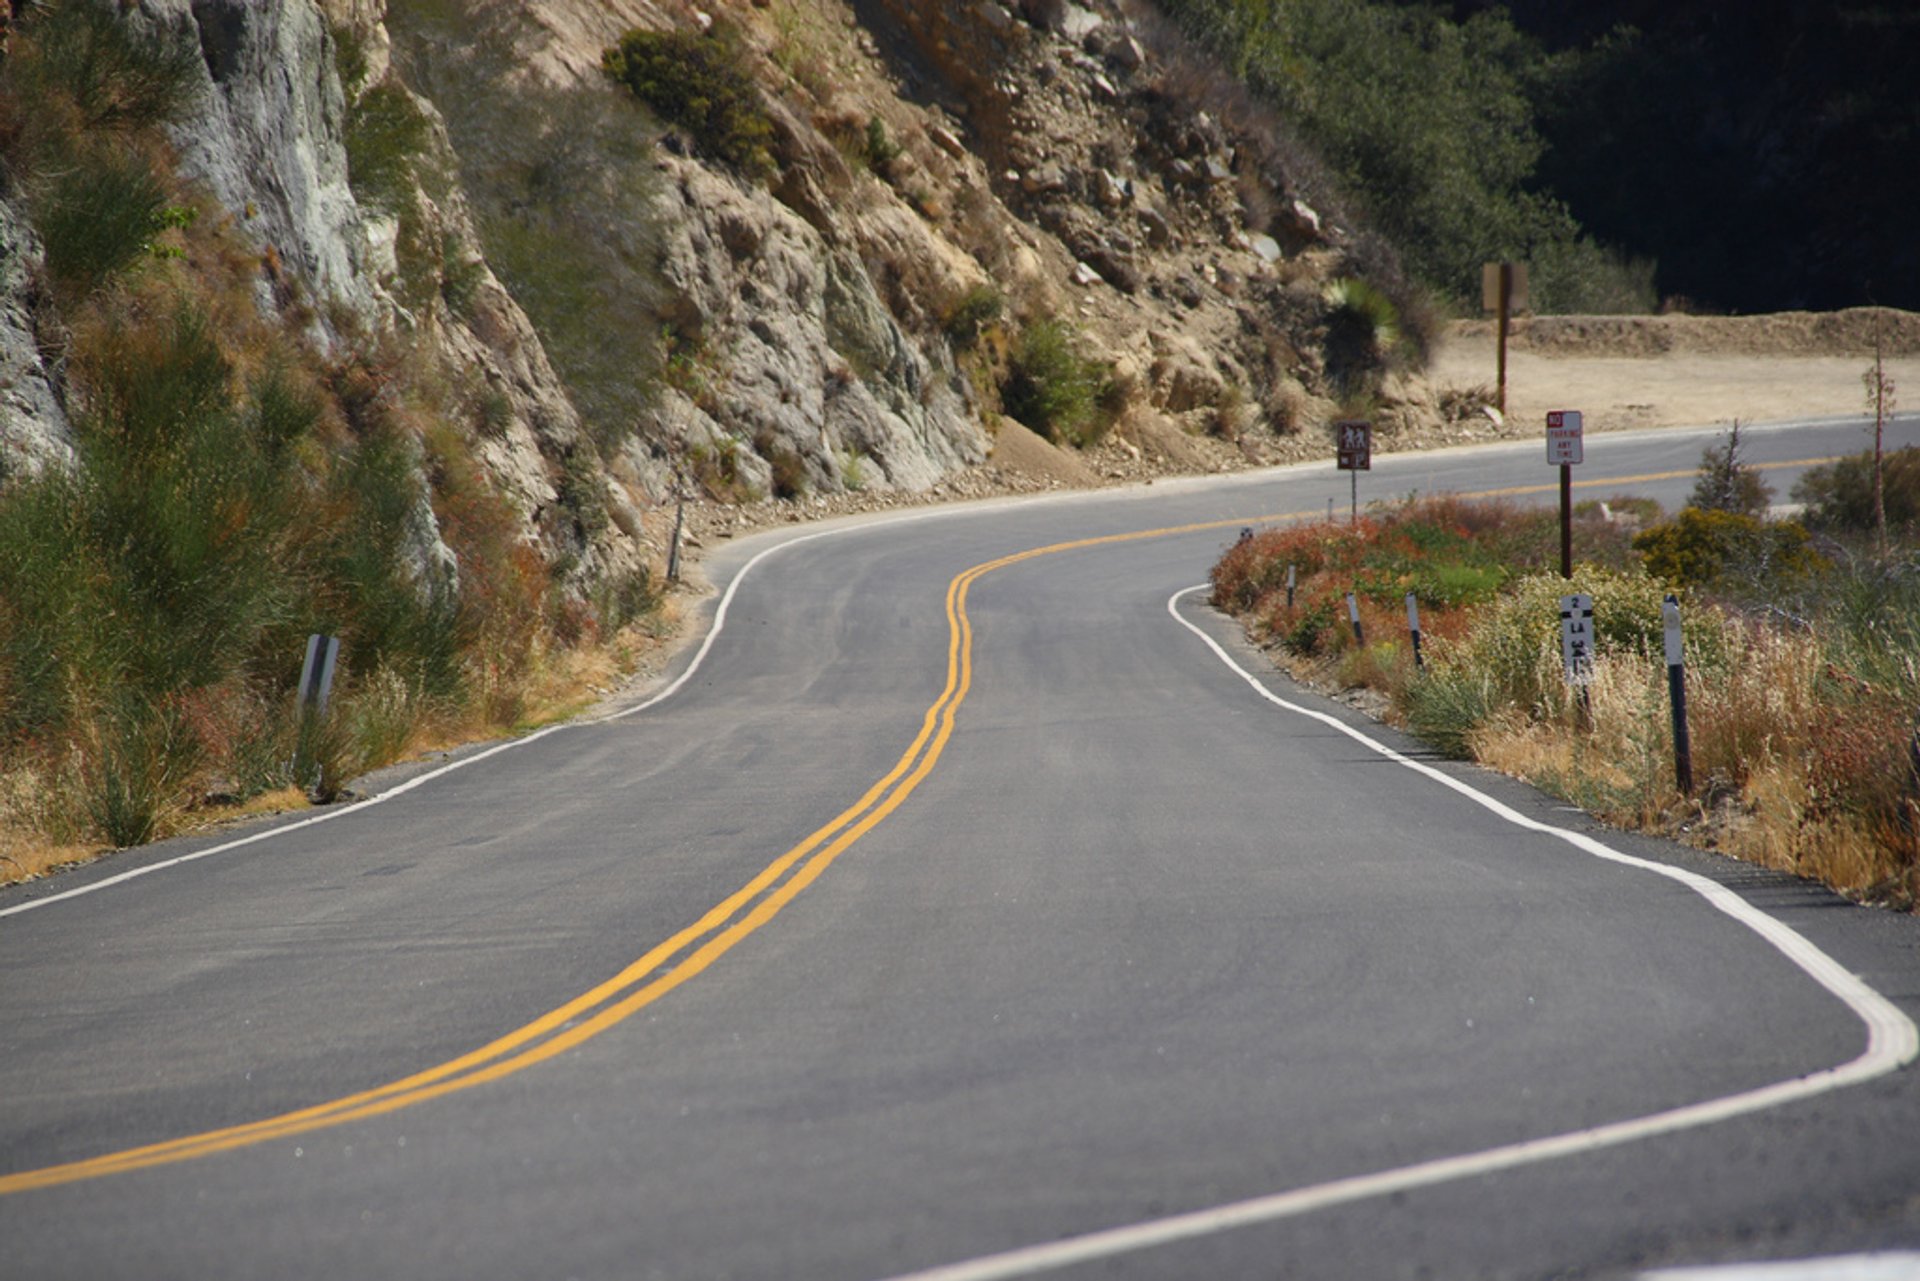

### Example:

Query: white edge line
xmin=872 ymin=586 xmax=1919 ymax=1281
xmin=0 ymin=525 xmax=853 ymax=922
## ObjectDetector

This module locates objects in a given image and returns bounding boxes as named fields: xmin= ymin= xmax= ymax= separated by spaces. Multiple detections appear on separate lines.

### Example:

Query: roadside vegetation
xmin=0 ymin=3 xmax=664 ymax=882
xmin=1211 ymin=432 xmax=1920 ymax=909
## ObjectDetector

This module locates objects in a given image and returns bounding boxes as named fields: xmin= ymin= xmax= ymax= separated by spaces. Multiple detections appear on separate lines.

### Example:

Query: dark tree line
xmin=1428 ymin=0 xmax=1920 ymax=311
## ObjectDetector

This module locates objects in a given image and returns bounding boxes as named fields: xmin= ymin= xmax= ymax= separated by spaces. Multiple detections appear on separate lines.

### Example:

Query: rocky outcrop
xmin=128 ymin=0 xmax=651 ymax=589
xmin=0 ymin=197 xmax=71 ymax=479
xmin=7 ymin=0 xmax=1420 ymax=586
xmin=162 ymin=0 xmax=378 ymax=350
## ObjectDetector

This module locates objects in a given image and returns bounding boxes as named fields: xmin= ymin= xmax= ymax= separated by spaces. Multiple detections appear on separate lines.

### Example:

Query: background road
xmin=4 ymin=414 xmax=1920 ymax=1279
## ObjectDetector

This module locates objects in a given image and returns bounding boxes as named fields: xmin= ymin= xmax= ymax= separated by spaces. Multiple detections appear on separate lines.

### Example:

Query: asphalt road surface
xmin=6 ymin=415 xmax=1920 ymax=1280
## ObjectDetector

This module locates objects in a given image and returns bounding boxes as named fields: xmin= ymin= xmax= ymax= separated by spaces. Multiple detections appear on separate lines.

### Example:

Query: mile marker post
xmin=1560 ymin=591 xmax=1595 ymax=729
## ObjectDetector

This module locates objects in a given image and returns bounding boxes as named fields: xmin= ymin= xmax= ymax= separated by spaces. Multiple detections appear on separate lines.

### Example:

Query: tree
xmin=1689 ymin=421 xmax=1771 ymax=517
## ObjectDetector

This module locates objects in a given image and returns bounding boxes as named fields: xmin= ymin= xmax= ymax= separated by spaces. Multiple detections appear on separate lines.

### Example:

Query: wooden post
xmin=1496 ymin=262 xmax=1512 ymax=418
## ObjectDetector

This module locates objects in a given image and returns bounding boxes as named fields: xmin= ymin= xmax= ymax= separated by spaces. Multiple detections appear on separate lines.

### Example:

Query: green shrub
xmin=756 ymin=432 xmax=810 ymax=500
xmin=344 ymin=80 xmax=434 ymax=212
xmin=863 ymin=117 xmax=901 ymax=171
xmin=13 ymin=0 xmax=198 ymax=133
xmin=944 ymin=286 xmax=1004 ymax=350
xmin=1150 ymin=0 xmax=1655 ymax=311
xmin=1433 ymin=566 xmax=1673 ymax=717
xmin=1321 ymin=277 xmax=1400 ymax=397
xmin=1689 ymin=423 xmax=1772 ymax=516
xmin=387 ymin=11 xmax=669 ymax=454
xmin=1633 ymin=508 xmax=1821 ymax=591
xmin=555 ymin=448 xmax=610 ymax=541
xmin=602 ymin=23 xmax=775 ymax=176
xmin=35 ymin=146 xmax=174 ymax=296
xmin=73 ymin=303 xmax=305 ymax=697
xmin=84 ymin=695 xmax=201 ymax=847
xmin=317 ymin=427 xmax=464 ymax=700
xmin=592 ymin=568 xmax=659 ymax=635
xmin=1404 ymin=668 xmax=1499 ymax=759
xmin=1001 ymin=319 xmax=1119 ymax=447
xmin=1792 ymin=447 xmax=1920 ymax=536
xmin=1284 ymin=598 xmax=1337 ymax=656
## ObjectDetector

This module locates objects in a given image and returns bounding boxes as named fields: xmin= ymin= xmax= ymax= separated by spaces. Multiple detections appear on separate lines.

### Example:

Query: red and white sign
xmin=1546 ymin=410 xmax=1583 ymax=465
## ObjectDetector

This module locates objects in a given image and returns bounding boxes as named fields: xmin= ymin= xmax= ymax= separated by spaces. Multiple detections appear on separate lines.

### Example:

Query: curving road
xmin=4 ymin=414 xmax=1920 ymax=1280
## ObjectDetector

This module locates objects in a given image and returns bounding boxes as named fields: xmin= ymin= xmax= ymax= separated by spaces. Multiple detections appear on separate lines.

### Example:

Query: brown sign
xmin=1481 ymin=262 xmax=1529 ymax=314
xmin=1336 ymin=420 xmax=1372 ymax=471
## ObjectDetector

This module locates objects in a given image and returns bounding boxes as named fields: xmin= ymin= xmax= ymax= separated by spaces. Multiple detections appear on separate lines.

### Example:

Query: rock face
xmin=162 ymin=0 xmax=378 ymax=349
xmin=142 ymin=0 xmax=649 ymax=589
xmin=0 ymin=197 xmax=70 ymax=479
xmin=643 ymin=160 xmax=986 ymax=495
xmin=4 ymin=0 xmax=1407 ymax=584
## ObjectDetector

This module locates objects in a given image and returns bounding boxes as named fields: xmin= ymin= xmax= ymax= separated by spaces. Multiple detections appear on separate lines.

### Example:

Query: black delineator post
xmin=1663 ymin=594 xmax=1693 ymax=794
xmin=1406 ymin=592 xmax=1424 ymax=672
xmin=1346 ymin=592 xmax=1364 ymax=646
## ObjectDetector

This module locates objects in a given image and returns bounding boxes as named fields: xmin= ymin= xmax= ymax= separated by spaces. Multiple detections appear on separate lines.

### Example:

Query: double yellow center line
xmin=0 ymin=453 xmax=1842 ymax=1194
xmin=0 ymin=519 xmax=1232 ymax=1195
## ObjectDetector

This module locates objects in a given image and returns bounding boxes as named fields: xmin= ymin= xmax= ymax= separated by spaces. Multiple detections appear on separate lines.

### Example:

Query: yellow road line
xmin=0 ymin=454 xmax=1839 ymax=1194
xmin=0 ymin=517 xmax=1260 ymax=1195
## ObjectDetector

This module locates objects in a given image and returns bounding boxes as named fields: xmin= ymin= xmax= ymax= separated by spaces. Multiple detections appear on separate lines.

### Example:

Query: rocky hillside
xmin=3 ymin=0 xmax=1443 ymax=591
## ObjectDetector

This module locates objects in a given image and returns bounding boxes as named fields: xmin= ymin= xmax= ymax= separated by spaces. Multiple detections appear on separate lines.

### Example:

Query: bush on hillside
xmin=1150 ymin=0 xmax=1652 ymax=310
xmin=1001 ymin=320 xmax=1120 ymax=448
xmin=602 ymin=23 xmax=774 ymax=177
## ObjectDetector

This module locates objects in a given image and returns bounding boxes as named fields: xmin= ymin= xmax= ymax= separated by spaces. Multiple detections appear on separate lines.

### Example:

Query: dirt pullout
xmin=1433 ymin=306 xmax=1920 ymax=435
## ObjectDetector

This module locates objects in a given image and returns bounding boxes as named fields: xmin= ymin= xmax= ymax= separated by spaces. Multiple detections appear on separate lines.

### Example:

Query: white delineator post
xmin=1346 ymin=592 xmax=1364 ymax=646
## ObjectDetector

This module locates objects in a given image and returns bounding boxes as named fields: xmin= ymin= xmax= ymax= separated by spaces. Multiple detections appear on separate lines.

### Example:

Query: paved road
xmin=4 ymin=416 xmax=1920 ymax=1280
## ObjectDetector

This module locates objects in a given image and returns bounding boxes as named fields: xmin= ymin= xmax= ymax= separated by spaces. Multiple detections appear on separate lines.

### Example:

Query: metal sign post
xmin=1547 ymin=410 xmax=1583 ymax=579
xmin=1335 ymin=419 xmax=1371 ymax=524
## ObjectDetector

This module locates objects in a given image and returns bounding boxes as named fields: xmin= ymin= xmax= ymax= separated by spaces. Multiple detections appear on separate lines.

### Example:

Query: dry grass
xmin=1216 ymin=501 xmax=1920 ymax=910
